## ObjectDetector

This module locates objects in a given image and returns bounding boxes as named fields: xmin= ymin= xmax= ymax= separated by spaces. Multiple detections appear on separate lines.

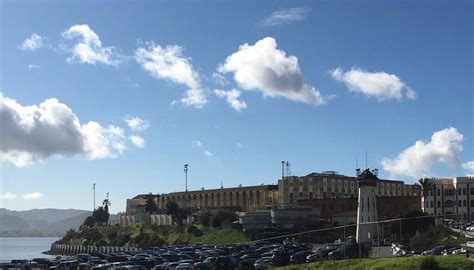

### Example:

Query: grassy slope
xmin=277 ymin=256 xmax=474 ymax=270
xmin=59 ymin=225 xmax=249 ymax=247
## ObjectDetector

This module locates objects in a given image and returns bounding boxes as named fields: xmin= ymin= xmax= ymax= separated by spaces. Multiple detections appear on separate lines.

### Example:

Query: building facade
xmin=126 ymin=184 xmax=279 ymax=216
xmin=423 ymin=176 xmax=474 ymax=222
xmin=278 ymin=171 xmax=418 ymax=206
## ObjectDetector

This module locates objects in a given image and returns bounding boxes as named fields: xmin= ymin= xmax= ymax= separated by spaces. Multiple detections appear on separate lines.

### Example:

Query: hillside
xmin=56 ymin=224 xmax=250 ymax=247
xmin=0 ymin=208 xmax=91 ymax=237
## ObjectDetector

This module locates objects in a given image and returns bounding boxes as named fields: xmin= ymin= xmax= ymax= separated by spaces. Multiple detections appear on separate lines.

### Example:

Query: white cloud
xmin=124 ymin=116 xmax=150 ymax=131
xmin=0 ymin=192 xmax=18 ymax=200
xmin=192 ymin=140 xmax=203 ymax=148
xmin=236 ymin=142 xmax=244 ymax=148
xmin=27 ymin=64 xmax=40 ymax=70
xmin=381 ymin=127 xmax=464 ymax=179
xmin=135 ymin=43 xmax=207 ymax=108
xmin=218 ymin=37 xmax=326 ymax=106
xmin=214 ymin=89 xmax=247 ymax=111
xmin=18 ymin=33 xmax=44 ymax=51
xmin=191 ymin=140 xmax=215 ymax=158
xmin=331 ymin=67 xmax=416 ymax=101
xmin=22 ymin=192 xmax=42 ymax=200
xmin=62 ymin=24 xmax=120 ymax=66
xmin=129 ymin=135 xmax=145 ymax=148
xmin=212 ymin=72 xmax=229 ymax=86
xmin=463 ymin=161 xmax=474 ymax=174
xmin=262 ymin=8 xmax=310 ymax=26
xmin=0 ymin=92 xmax=129 ymax=167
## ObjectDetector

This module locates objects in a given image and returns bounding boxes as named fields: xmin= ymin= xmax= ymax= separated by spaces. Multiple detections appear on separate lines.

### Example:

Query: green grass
xmin=190 ymin=227 xmax=250 ymax=245
xmin=276 ymin=255 xmax=474 ymax=270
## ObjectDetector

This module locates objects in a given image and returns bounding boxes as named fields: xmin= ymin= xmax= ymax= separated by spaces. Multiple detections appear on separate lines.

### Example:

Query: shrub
xmin=419 ymin=256 xmax=439 ymax=270
xmin=95 ymin=239 xmax=107 ymax=246
xmin=108 ymin=232 xmax=118 ymax=240
xmin=187 ymin=225 xmax=203 ymax=236
xmin=111 ymin=234 xmax=130 ymax=246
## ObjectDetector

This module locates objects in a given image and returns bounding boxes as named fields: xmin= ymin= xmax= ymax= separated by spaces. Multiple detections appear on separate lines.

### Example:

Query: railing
xmin=49 ymin=244 xmax=141 ymax=255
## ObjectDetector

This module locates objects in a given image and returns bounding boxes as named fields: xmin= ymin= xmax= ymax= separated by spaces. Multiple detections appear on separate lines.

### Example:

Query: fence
xmin=49 ymin=244 xmax=141 ymax=255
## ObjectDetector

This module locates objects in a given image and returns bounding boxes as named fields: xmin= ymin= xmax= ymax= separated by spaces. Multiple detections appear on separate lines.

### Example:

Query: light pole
xmin=184 ymin=164 xmax=189 ymax=209
xmin=281 ymin=161 xmax=285 ymax=180
xmin=93 ymin=183 xmax=96 ymax=211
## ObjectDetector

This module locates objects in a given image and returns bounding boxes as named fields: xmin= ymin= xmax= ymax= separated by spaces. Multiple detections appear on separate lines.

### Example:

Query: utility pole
xmin=93 ymin=183 xmax=96 ymax=211
xmin=184 ymin=164 xmax=189 ymax=209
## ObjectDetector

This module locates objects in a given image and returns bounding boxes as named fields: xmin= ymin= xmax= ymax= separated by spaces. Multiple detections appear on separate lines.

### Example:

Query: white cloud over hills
xmin=218 ymin=37 xmax=326 ymax=106
xmin=382 ymin=127 xmax=464 ymax=179
xmin=331 ymin=67 xmax=415 ymax=101
xmin=0 ymin=93 xmax=143 ymax=167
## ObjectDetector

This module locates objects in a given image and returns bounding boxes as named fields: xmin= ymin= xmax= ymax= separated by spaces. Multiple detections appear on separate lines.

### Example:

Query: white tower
xmin=356 ymin=168 xmax=379 ymax=243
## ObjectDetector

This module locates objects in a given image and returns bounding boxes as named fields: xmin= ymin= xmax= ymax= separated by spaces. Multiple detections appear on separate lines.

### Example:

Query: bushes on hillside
xmin=210 ymin=210 xmax=237 ymax=228
xmin=187 ymin=225 xmax=203 ymax=236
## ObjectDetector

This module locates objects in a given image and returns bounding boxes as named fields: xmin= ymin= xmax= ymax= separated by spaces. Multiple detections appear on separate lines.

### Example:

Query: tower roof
xmin=357 ymin=169 xmax=379 ymax=186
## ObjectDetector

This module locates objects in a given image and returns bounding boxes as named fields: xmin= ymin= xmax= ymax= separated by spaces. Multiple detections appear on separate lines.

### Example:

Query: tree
xmin=417 ymin=178 xmax=431 ymax=210
xmin=210 ymin=210 xmax=237 ymax=228
xmin=93 ymin=206 xmax=109 ymax=226
xmin=81 ymin=215 xmax=97 ymax=229
xmin=145 ymin=197 xmax=158 ymax=215
xmin=166 ymin=201 xmax=188 ymax=226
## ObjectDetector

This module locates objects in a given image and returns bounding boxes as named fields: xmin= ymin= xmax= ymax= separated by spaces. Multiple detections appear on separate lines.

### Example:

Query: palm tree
xmin=102 ymin=199 xmax=111 ymax=225
xmin=417 ymin=178 xmax=431 ymax=211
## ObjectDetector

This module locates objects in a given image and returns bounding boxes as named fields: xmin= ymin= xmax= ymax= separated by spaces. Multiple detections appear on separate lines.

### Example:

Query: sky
xmin=0 ymin=0 xmax=473 ymax=213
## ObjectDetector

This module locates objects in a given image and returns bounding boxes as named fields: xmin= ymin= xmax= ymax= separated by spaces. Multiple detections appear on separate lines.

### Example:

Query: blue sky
xmin=1 ymin=0 xmax=472 ymax=213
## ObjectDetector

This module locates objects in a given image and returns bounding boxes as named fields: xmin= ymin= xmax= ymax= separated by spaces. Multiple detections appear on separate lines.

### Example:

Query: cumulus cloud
xmin=218 ymin=37 xmax=326 ymax=106
xmin=129 ymin=135 xmax=145 ymax=148
xmin=0 ymin=192 xmax=18 ymax=200
xmin=214 ymin=89 xmax=247 ymax=111
xmin=204 ymin=150 xmax=214 ymax=157
xmin=18 ymin=33 xmax=44 ymax=51
xmin=262 ymin=8 xmax=310 ymax=26
xmin=381 ymin=127 xmax=464 ymax=179
xmin=0 ymin=92 xmax=130 ymax=167
xmin=22 ymin=192 xmax=42 ymax=200
xmin=62 ymin=24 xmax=120 ymax=66
xmin=463 ymin=161 xmax=474 ymax=174
xmin=135 ymin=43 xmax=207 ymax=108
xmin=124 ymin=116 xmax=150 ymax=132
xmin=331 ymin=67 xmax=416 ymax=101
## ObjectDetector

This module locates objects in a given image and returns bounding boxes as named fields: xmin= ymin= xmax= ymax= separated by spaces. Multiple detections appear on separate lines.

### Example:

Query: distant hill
xmin=0 ymin=208 xmax=91 ymax=237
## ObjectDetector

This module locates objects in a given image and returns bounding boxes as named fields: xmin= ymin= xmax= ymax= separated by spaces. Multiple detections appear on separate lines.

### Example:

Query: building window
xmin=459 ymin=200 xmax=462 ymax=207
xmin=464 ymin=213 xmax=467 ymax=220
xmin=471 ymin=200 xmax=474 ymax=207
xmin=437 ymin=189 xmax=440 ymax=196
xmin=459 ymin=188 xmax=462 ymax=195
xmin=463 ymin=200 xmax=467 ymax=207
xmin=437 ymin=201 xmax=441 ymax=208
xmin=471 ymin=188 xmax=474 ymax=195
xmin=430 ymin=201 xmax=433 ymax=208
xmin=463 ymin=188 xmax=467 ymax=195
xmin=309 ymin=192 xmax=313 ymax=199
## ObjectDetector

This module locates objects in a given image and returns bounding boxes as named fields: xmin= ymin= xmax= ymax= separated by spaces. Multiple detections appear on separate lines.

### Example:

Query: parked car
xmin=290 ymin=250 xmax=314 ymax=264
xmin=328 ymin=244 xmax=369 ymax=260
xmin=253 ymin=257 xmax=270 ymax=269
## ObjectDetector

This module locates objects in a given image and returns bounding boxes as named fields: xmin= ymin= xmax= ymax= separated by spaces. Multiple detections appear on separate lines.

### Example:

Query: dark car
xmin=328 ymin=244 xmax=369 ymax=260
xmin=239 ymin=258 xmax=256 ymax=270
xmin=214 ymin=256 xmax=237 ymax=270
xmin=269 ymin=251 xmax=290 ymax=266
xmin=290 ymin=250 xmax=314 ymax=264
